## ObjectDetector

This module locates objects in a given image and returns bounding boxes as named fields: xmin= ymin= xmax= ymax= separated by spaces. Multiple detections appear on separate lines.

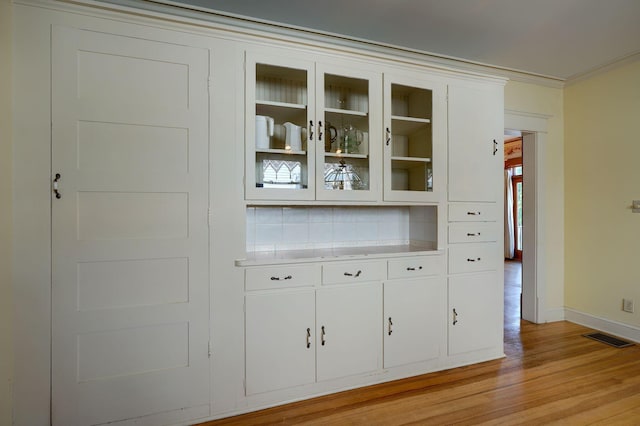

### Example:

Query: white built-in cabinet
xmin=448 ymin=83 xmax=504 ymax=202
xmin=383 ymin=278 xmax=442 ymax=367
xmin=21 ymin=2 xmax=506 ymax=424
xmin=245 ymin=49 xmax=446 ymax=203
xmin=448 ymin=272 xmax=501 ymax=355
xmin=245 ymin=49 xmax=381 ymax=202
xmin=245 ymin=289 xmax=316 ymax=394
xmin=446 ymin=82 xmax=504 ymax=360
xmin=244 ymin=261 xmax=384 ymax=395
xmin=382 ymin=73 xmax=446 ymax=202
xmin=243 ymin=255 xmax=447 ymax=396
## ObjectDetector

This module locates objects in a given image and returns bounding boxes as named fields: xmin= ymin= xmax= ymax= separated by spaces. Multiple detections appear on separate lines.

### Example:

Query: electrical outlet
xmin=623 ymin=298 xmax=634 ymax=313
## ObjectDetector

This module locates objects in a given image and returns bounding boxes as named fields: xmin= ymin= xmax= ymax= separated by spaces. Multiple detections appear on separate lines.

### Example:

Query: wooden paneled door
xmin=51 ymin=26 xmax=210 ymax=425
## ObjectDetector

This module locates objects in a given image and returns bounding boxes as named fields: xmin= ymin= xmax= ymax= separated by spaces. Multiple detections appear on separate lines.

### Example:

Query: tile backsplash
xmin=246 ymin=206 xmax=437 ymax=252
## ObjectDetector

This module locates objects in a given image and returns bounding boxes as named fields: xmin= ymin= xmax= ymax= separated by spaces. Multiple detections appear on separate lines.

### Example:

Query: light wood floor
xmin=200 ymin=261 xmax=640 ymax=425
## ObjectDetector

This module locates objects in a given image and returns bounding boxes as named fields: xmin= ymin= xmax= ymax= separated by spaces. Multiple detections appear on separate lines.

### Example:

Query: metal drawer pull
xmin=309 ymin=120 xmax=314 ymax=140
xmin=270 ymin=275 xmax=292 ymax=281
xmin=306 ymin=328 xmax=311 ymax=348
xmin=385 ymin=127 xmax=391 ymax=145
xmin=466 ymin=211 xmax=481 ymax=216
xmin=321 ymin=326 xmax=326 ymax=346
xmin=493 ymin=139 xmax=498 ymax=156
xmin=467 ymin=232 xmax=481 ymax=236
xmin=406 ymin=266 xmax=423 ymax=271
xmin=388 ymin=317 xmax=393 ymax=335
xmin=453 ymin=308 xmax=458 ymax=325
xmin=466 ymin=257 xmax=482 ymax=262
xmin=344 ymin=270 xmax=362 ymax=277
xmin=318 ymin=120 xmax=323 ymax=141
xmin=53 ymin=173 xmax=62 ymax=199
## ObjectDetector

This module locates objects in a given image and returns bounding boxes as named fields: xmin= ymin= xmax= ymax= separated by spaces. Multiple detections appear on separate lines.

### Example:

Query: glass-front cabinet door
xmin=245 ymin=52 xmax=316 ymax=201
xmin=315 ymin=64 xmax=381 ymax=201
xmin=246 ymin=51 xmax=382 ymax=202
xmin=382 ymin=73 xmax=446 ymax=202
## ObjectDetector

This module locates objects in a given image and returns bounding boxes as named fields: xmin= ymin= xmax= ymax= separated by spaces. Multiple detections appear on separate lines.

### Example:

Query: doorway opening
xmin=505 ymin=110 xmax=550 ymax=326
xmin=504 ymin=132 xmax=523 ymax=327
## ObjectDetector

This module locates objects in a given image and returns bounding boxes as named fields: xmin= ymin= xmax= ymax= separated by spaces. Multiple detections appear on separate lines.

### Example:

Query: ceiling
xmin=165 ymin=0 xmax=640 ymax=81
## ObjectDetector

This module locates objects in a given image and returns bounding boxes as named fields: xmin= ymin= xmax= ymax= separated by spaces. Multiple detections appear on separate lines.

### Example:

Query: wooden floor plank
xmin=199 ymin=262 xmax=640 ymax=425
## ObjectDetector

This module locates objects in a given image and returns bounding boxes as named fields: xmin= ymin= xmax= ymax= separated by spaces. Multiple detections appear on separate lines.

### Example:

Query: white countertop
xmin=235 ymin=245 xmax=443 ymax=266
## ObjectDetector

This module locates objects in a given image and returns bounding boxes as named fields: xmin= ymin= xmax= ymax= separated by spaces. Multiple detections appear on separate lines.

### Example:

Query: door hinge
xmin=208 ymin=341 xmax=212 ymax=358
xmin=207 ymin=208 xmax=212 ymax=228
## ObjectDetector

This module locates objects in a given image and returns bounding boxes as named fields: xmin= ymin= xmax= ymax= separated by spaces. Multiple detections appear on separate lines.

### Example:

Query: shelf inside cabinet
xmin=324 ymin=152 xmax=368 ymax=159
xmin=325 ymin=107 xmax=367 ymax=117
xmin=391 ymin=116 xmax=431 ymax=135
xmin=257 ymin=100 xmax=307 ymax=110
xmin=391 ymin=157 xmax=432 ymax=166
xmin=256 ymin=101 xmax=307 ymax=123
xmin=256 ymin=148 xmax=307 ymax=155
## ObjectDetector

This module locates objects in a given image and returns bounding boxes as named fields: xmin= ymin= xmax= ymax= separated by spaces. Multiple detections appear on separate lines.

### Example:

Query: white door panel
xmin=52 ymin=26 xmax=210 ymax=426
xmin=448 ymin=272 xmax=501 ymax=355
xmin=384 ymin=277 xmax=444 ymax=368
xmin=316 ymin=283 xmax=382 ymax=382
xmin=245 ymin=291 xmax=316 ymax=395
xmin=448 ymin=84 xmax=503 ymax=202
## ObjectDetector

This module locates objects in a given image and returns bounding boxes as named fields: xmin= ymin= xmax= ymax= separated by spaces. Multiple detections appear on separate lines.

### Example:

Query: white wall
xmin=0 ymin=0 xmax=14 ymax=423
xmin=504 ymin=80 xmax=565 ymax=321
xmin=564 ymin=60 xmax=640 ymax=331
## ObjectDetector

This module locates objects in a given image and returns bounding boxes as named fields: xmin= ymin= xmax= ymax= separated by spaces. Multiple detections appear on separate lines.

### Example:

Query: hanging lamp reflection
xmin=324 ymin=160 xmax=365 ymax=190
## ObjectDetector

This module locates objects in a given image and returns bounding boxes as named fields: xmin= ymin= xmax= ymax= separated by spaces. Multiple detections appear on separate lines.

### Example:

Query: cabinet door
xmin=245 ymin=290 xmax=316 ymax=394
xmin=448 ymin=83 xmax=504 ymax=202
xmin=448 ymin=272 xmax=502 ymax=355
xmin=316 ymin=283 xmax=382 ymax=381
xmin=315 ymin=62 xmax=382 ymax=201
xmin=383 ymin=72 xmax=446 ymax=202
xmin=384 ymin=277 xmax=445 ymax=368
xmin=245 ymin=51 xmax=316 ymax=201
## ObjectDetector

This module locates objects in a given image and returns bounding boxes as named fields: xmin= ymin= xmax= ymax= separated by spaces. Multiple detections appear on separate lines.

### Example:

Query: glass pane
xmin=323 ymin=159 xmax=369 ymax=191
xmin=322 ymin=74 xmax=370 ymax=191
xmin=254 ymin=63 xmax=309 ymax=190
xmin=390 ymin=83 xmax=433 ymax=192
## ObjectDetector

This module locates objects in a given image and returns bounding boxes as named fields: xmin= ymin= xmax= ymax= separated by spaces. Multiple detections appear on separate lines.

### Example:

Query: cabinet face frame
xmin=382 ymin=72 xmax=447 ymax=203
xmin=245 ymin=50 xmax=317 ymax=201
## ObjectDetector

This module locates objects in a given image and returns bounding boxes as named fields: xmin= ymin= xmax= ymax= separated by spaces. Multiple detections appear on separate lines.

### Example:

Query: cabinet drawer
xmin=448 ymin=223 xmax=499 ymax=243
xmin=449 ymin=203 xmax=497 ymax=222
xmin=322 ymin=261 xmax=385 ymax=285
xmin=448 ymin=243 xmax=498 ymax=274
xmin=387 ymin=255 xmax=444 ymax=280
xmin=245 ymin=264 xmax=320 ymax=291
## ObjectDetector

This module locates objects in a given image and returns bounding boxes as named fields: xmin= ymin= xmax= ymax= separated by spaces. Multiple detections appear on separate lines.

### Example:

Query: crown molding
xmin=143 ymin=0 xmax=566 ymax=88
xmin=19 ymin=0 xmax=568 ymax=88
xmin=564 ymin=51 xmax=640 ymax=86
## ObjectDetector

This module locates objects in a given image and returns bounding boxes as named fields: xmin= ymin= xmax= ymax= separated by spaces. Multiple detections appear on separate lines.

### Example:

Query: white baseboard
xmin=564 ymin=308 xmax=640 ymax=343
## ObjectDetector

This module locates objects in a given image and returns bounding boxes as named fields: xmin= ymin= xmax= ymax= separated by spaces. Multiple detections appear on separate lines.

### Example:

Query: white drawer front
xmin=387 ymin=255 xmax=444 ymax=280
xmin=448 ymin=243 xmax=498 ymax=274
xmin=449 ymin=203 xmax=497 ymax=222
xmin=448 ymin=223 xmax=499 ymax=243
xmin=322 ymin=261 xmax=385 ymax=285
xmin=245 ymin=264 xmax=320 ymax=291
